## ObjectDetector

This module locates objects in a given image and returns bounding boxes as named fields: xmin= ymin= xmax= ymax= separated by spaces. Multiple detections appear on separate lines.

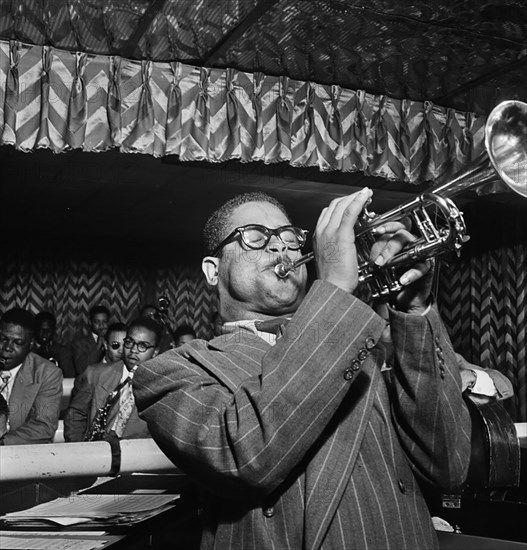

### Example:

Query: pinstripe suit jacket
xmin=134 ymin=281 xmax=471 ymax=550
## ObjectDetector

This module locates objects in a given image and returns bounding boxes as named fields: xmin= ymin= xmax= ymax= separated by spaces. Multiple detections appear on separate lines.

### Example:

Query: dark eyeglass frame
xmin=123 ymin=337 xmax=155 ymax=353
xmin=212 ymin=224 xmax=308 ymax=256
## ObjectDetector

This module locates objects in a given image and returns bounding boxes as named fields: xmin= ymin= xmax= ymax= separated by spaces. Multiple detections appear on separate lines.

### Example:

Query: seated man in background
xmin=64 ymin=317 xmax=160 ymax=442
xmin=172 ymin=324 xmax=196 ymax=347
xmin=68 ymin=322 xmax=128 ymax=403
xmin=102 ymin=322 xmax=128 ymax=364
xmin=0 ymin=308 xmax=63 ymax=445
xmin=140 ymin=303 xmax=173 ymax=352
xmin=70 ymin=305 xmax=110 ymax=376
xmin=32 ymin=311 xmax=75 ymax=378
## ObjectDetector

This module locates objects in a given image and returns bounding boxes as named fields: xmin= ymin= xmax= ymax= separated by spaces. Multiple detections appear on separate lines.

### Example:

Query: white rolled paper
xmin=120 ymin=438 xmax=177 ymax=474
xmin=0 ymin=441 xmax=112 ymax=481
xmin=0 ymin=439 xmax=180 ymax=481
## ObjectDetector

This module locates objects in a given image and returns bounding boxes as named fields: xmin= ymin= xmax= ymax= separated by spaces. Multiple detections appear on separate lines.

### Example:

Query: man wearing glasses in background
xmin=64 ymin=317 xmax=160 ymax=442
xmin=134 ymin=191 xmax=471 ymax=550
xmin=102 ymin=323 xmax=128 ymax=364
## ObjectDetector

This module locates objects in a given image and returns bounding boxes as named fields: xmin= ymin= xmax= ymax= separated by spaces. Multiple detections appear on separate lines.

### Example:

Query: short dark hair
xmin=89 ymin=305 xmax=110 ymax=321
xmin=35 ymin=311 xmax=56 ymax=329
xmin=203 ymin=192 xmax=290 ymax=256
xmin=106 ymin=322 xmax=128 ymax=339
xmin=0 ymin=308 xmax=36 ymax=335
xmin=128 ymin=317 xmax=162 ymax=346
xmin=173 ymin=324 xmax=196 ymax=341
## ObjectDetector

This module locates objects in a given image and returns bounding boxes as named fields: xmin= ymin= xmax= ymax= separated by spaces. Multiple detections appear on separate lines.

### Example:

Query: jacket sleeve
xmin=388 ymin=305 xmax=472 ymax=489
xmin=3 ymin=364 xmax=63 ymax=445
xmin=134 ymin=281 xmax=386 ymax=498
xmin=63 ymin=369 xmax=93 ymax=442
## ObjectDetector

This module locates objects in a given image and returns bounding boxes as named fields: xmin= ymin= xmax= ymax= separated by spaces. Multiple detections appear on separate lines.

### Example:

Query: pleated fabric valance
xmin=0 ymin=39 xmax=487 ymax=185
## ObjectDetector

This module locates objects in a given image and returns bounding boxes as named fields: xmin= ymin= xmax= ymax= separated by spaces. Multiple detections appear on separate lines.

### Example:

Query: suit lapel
xmin=91 ymin=363 xmax=124 ymax=426
xmin=8 ymin=355 xmax=40 ymax=430
xmin=186 ymin=329 xmax=270 ymax=390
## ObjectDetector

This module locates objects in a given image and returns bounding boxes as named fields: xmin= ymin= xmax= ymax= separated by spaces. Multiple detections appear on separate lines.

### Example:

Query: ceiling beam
xmin=121 ymin=0 xmax=168 ymax=59
xmin=203 ymin=0 xmax=282 ymax=66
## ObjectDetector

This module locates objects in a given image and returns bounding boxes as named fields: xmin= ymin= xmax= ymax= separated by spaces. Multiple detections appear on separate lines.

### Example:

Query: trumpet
xmin=275 ymin=100 xmax=527 ymax=298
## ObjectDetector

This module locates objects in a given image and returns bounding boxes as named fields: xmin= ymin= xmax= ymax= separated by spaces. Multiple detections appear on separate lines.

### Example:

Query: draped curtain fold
xmin=0 ymin=39 xmax=487 ymax=184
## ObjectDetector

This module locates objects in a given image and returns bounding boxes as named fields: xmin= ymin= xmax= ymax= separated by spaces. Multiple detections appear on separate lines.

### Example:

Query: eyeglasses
xmin=212 ymin=225 xmax=308 ymax=256
xmin=109 ymin=341 xmax=122 ymax=350
xmin=123 ymin=337 xmax=155 ymax=353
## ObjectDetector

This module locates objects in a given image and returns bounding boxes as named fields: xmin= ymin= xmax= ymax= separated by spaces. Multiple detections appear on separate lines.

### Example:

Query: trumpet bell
xmin=486 ymin=100 xmax=527 ymax=198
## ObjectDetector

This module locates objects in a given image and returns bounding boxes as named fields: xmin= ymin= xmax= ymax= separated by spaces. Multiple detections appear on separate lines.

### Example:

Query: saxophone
xmin=85 ymin=399 xmax=114 ymax=441
xmin=85 ymin=376 xmax=130 ymax=441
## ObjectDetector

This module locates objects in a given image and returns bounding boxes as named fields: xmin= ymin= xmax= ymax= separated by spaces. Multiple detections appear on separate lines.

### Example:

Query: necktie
xmin=254 ymin=317 xmax=290 ymax=338
xmin=0 ymin=372 xmax=11 ymax=402
xmin=110 ymin=377 xmax=135 ymax=438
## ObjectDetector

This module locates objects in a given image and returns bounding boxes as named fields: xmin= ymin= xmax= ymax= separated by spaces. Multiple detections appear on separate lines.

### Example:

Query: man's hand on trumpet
xmin=314 ymin=187 xmax=373 ymax=294
xmin=371 ymin=223 xmax=434 ymax=314
xmin=313 ymin=188 xmax=434 ymax=314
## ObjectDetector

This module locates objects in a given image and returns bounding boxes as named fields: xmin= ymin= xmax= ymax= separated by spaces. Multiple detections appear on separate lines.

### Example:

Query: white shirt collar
xmin=0 ymin=362 xmax=23 ymax=402
xmin=222 ymin=320 xmax=278 ymax=345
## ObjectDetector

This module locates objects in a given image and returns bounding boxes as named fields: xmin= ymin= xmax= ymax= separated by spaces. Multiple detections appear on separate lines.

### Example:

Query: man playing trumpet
xmin=134 ymin=189 xmax=471 ymax=550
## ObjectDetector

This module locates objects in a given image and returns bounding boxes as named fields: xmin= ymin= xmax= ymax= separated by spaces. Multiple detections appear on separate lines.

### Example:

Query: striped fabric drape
xmin=0 ymin=39 xmax=488 ymax=185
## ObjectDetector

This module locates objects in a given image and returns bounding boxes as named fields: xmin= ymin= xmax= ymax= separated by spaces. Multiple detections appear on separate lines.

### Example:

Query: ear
xmin=153 ymin=347 xmax=160 ymax=358
xmin=202 ymin=256 xmax=219 ymax=286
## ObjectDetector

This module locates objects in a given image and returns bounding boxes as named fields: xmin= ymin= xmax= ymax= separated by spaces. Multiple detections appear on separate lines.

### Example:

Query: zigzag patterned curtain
xmin=0 ymin=251 xmax=216 ymax=343
xmin=0 ymin=39 xmax=487 ymax=184
xmin=438 ymin=237 xmax=527 ymax=422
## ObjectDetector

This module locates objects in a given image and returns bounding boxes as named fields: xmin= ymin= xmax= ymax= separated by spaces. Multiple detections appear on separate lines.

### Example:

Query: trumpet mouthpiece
xmin=274 ymin=258 xmax=296 ymax=278
xmin=274 ymin=263 xmax=290 ymax=278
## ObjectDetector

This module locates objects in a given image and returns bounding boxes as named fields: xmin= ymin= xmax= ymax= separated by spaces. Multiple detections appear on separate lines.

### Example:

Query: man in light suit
xmin=0 ymin=308 xmax=63 ymax=445
xmin=134 ymin=190 xmax=472 ymax=550
xmin=64 ymin=317 xmax=160 ymax=442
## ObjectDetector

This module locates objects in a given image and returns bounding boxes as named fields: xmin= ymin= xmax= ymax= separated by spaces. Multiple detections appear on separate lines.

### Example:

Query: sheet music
xmin=3 ymin=494 xmax=179 ymax=519
xmin=0 ymin=534 xmax=108 ymax=550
